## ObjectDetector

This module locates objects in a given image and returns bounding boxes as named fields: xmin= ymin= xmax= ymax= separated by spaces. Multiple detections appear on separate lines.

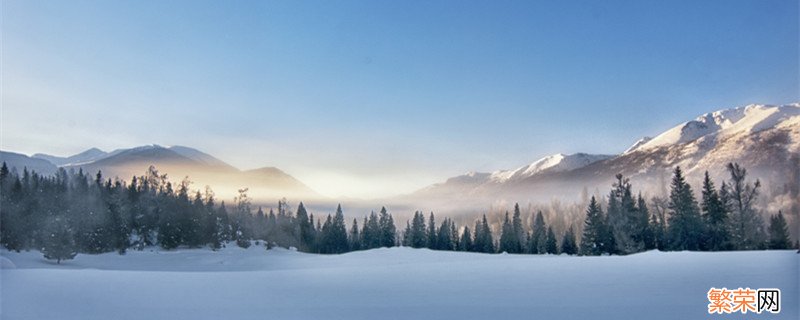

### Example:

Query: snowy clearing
xmin=1 ymin=246 xmax=797 ymax=320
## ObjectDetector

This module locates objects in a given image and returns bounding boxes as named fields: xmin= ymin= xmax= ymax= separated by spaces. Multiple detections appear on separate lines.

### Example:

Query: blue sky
xmin=2 ymin=0 xmax=798 ymax=198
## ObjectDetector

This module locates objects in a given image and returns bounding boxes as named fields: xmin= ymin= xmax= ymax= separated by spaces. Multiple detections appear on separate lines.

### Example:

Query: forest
xmin=0 ymin=161 xmax=795 ymax=263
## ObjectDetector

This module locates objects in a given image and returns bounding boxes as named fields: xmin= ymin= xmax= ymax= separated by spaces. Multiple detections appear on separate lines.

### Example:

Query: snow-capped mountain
xmin=627 ymin=103 xmax=800 ymax=153
xmin=489 ymin=153 xmax=614 ymax=183
xmin=408 ymin=103 xmax=800 ymax=213
xmin=413 ymin=152 xmax=613 ymax=200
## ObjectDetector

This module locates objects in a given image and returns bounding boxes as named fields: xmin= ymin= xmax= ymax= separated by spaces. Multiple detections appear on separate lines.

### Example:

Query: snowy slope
xmin=628 ymin=103 xmax=800 ymax=153
xmin=1 ymin=247 xmax=797 ymax=320
xmin=33 ymin=147 xmax=109 ymax=166
xmin=490 ymin=153 xmax=613 ymax=183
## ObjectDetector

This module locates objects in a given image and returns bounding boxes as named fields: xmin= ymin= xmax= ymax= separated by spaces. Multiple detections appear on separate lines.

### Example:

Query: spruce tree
xmin=606 ymin=174 xmax=642 ymax=254
xmin=580 ymin=196 xmax=606 ymax=255
xmin=437 ymin=218 xmax=455 ymax=251
xmin=767 ymin=211 xmax=791 ymax=249
xmin=560 ymin=226 xmax=578 ymax=255
xmin=637 ymin=194 xmax=655 ymax=250
xmin=512 ymin=203 xmax=526 ymax=252
xmin=41 ymin=216 xmax=77 ymax=264
xmin=296 ymin=202 xmax=314 ymax=251
xmin=475 ymin=214 xmax=495 ymax=253
xmin=459 ymin=226 xmax=472 ymax=251
xmin=427 ymin=212 xmax=437 ymax=249
xmin=408 ymin=211 xmax=427 ymax=248
xmin=528 ymin=211 xmax=547 ymax=254
xmin=378 ymin=207 xmax=396 ymax=247
xmin=499 ymin=211 xmax=517 ymax=253
xmin=667 ymin=166 xmax=703 ymax=251
xmin=545 ymin=226 xmax=558 ymax=254
xmin=330 ymin=204 xmax=348 ymax=253
xmin=349 ymin=218 xmax=362 ymax=251
xmin=700 ymin=171 xmax=730 ymax=251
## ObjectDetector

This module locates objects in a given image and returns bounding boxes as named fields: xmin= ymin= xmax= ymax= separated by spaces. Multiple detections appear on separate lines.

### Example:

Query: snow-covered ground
xmin=1 ymin=246 xmax=797 ymax=319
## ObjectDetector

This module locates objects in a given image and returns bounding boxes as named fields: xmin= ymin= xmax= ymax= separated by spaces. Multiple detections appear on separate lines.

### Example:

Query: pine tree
xmin=700 ymin=171 xmax=730 ymax=251
xmin=667 ymin=166 xmax=703 ymax=251
xmin=408 ymin=211 xmax=427 ymax=248
xmin=349 ymin=218 xmax=362 ymax=251
xmin=560 ymin=225 xmax=578 ymax=255
xmin=330 ymin=204 xmax=348 ymax=253
xmin=606 ymin=174 xmax=642 ymax=254
xmin=427 ymin=212 xmax=437 ymax=249
xmin=378 ymin=207 xmax=396 ymax=248
xmin=296 ymin=202 xmax=314 ymax=251
xmin=545 ymin=226 xmax=558 ymax=254
xmin=41 ymin=216 xmax=77 ymax=264
xmin=637 ymin=194 xmax=655 ymax=250
xmin=767 ymin=211 xmax=791 ymax=249
xmin=474 ymin=215 xmax=494 ymax=253
xmin=528 ymin=211 xmax=547 ymax=254
xmin=512 ymin=203 xmax=526 ymax=252
xmin=437 ymin=218 xmax=455 ymax=251
xmin=362 ymin=211 xmax=381 ymax=249
xmin=499 ymin=211 xmax=517 ymax=253
xmin=580 ymin=196 xmax=607 ymax=255
xmin=459 ymin=226 xmax=472 ymax=251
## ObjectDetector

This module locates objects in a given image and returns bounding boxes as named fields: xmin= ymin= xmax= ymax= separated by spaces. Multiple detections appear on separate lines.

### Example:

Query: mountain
xmin=488 ymin=153 xmax=614 ymax=183
xmin=411 ymin=152 xmax=613 ymax=204
xmin=33 ymin=147 xmax=108 ymax=166
xmin=0 ymin=151 xmax=59 ymax=176
xmin=4 ymin=145 xmax=321 ymax=202
xmin=408 ymin=103 xmax=800 ymax=213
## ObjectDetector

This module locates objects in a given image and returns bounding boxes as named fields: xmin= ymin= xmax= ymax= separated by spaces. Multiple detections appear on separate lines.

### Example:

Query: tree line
xmin=0 ymin=161 xmax=794 ymax=263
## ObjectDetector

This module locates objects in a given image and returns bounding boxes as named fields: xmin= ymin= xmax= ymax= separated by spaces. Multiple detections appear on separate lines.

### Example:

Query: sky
xmin=2 ymin=0 xmax=798 ymax=199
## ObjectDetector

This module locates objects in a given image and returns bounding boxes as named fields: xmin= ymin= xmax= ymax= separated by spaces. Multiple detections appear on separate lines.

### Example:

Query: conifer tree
xmin=378 ymin=207 xmax=396 ymax=247
xmin=560 ymin=225 xmax=578 ymax=255
xmin=700 ymin=171 xmax=729 ymax=251
xmin=499 ymin=211 xmax=516 ymax=253
xmin=296 ymin=202 xmax=314 ymax=251
xmin=580 ymin=196 xmax=606 ymax=255
xmin=349 ymin=218 xmax=362 ymax=251
xmin=474 ymin=214 xmax=495 ymax=253
xmin=41 ymin=216 xmax=77 ymax=264
xmin=637 ymin=194 xmax=655 ymax=250
xmin=408 ymin=211 xmax=427 ymax=248
xmin=667 ymin=166 xmax=703 ymax=251
xmin=437 ymin=218 xmax=455 ymax=251
xmin=427 ymin=212 xmax=437 ymax=249
xmin=459 ymin=225 xmax=472 ymax=251
xmin=512 ymin=203 xmax=526 ymax=252
xmin=724 ymin=163 xmax=766 ymax=250
xmin=545 ymin=226 xmax=558 ymax=254
xmin=528 ymin=211 xmax=547 ymax=254
xmin=767 ymin=211 xmax=791 ymax=249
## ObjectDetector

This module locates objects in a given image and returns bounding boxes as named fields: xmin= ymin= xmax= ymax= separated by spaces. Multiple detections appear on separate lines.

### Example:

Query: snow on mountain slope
xmin=630 ymin=103 xmax=800 ymax=153
xmin=624 ymin=137 xmax=652 ymax=154
xmin=1 ymin=247 xmax=797 ymax=320
xmin=490 ymin=153 xmax=613 ymax=183
xmin=33 ymin=148 xmax=109 ymax=166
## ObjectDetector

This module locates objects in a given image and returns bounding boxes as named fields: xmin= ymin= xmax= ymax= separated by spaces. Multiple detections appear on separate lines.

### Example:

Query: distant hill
xmin=4 ymin=145 xmax=321 ymax=203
